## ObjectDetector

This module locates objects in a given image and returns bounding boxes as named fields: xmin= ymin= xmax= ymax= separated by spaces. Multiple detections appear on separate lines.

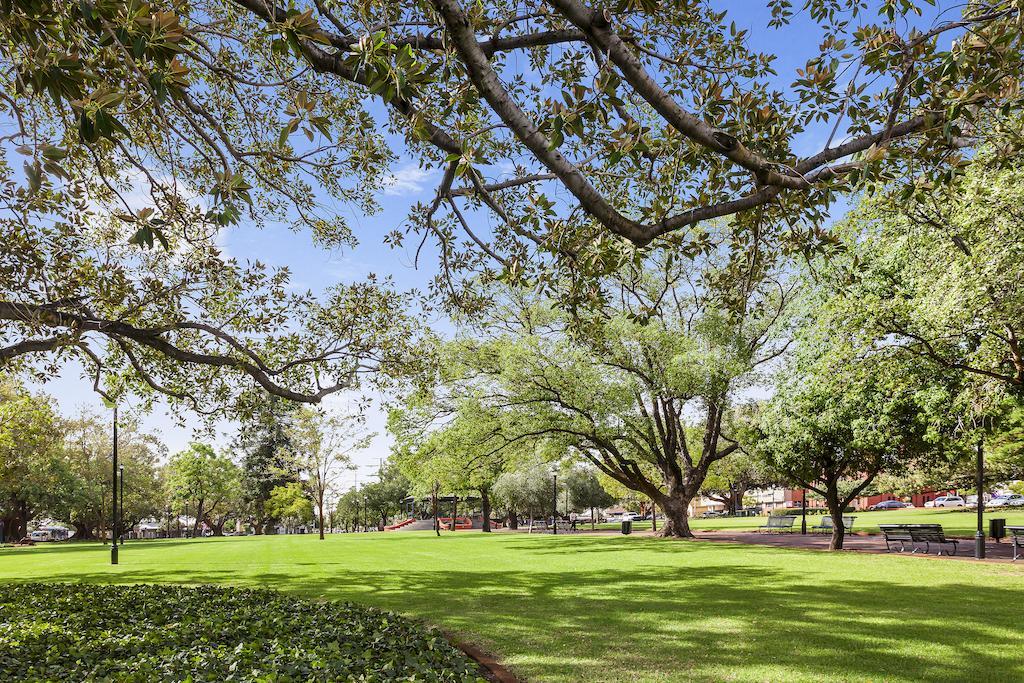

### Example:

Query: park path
xmin=692 ymin=529 xmax=1020 ymax=562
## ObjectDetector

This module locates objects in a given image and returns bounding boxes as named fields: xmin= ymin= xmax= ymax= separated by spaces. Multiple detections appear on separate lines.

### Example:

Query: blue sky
xmin=33 ymin=0 xmax=953 ymax=487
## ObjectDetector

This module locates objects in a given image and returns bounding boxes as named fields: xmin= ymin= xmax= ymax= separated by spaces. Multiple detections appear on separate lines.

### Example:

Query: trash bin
xmin=990 ymin=518 xmax=1006 ymax=540
xmin=621 ymin=520 xmax=632 ymax=535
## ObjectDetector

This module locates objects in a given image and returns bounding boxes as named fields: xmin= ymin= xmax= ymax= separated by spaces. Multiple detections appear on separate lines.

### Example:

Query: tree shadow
xmin=11 ymin=559 xmax=1021 ymax=681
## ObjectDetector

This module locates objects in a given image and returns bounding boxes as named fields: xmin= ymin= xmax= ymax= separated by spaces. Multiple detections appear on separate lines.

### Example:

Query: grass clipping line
xmin=0 ymin=583 xmax=486 ymax=682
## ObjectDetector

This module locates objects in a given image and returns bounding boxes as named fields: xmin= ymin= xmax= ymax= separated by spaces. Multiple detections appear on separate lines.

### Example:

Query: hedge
xmin=0 ymin=583 xmax=485 ymax=682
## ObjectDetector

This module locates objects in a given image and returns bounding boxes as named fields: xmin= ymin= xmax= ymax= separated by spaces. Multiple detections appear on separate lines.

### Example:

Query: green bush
xmin=0 ymin=583 xmax=485 ymax=682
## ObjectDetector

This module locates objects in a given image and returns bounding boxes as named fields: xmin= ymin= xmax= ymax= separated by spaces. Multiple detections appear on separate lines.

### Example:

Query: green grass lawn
xmin=592 ymin=507 xmax=1024 ymax=535
xmin=2 ymin=533 xmax=1023 ymax=682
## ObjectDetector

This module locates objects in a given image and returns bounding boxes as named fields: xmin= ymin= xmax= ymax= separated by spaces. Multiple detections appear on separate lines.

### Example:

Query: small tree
xmin=165 ymin=443 xmax=241 ymax=537
xmin=266 ymin=483 xmax=313 ymax=533
xmin=759 ymin=354 xmax=949 ymax=550
xmin=287 ymin=407 xmax=369 ymax=540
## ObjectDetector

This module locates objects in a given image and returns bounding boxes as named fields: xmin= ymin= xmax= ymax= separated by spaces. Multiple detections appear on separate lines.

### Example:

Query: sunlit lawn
xmin=601 ymin=506 xmax=1024 ymax=535
xmin=2 ymin=532 xmax=1023 ymax=682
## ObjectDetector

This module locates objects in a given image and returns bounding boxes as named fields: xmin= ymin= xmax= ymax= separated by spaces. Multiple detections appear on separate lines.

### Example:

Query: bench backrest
xmin=767 ymin=516 xmax=796 ymax=527
xmin=879 ymin=524 xmax=914 ymax=541
xmin=908 ymin=524 xmax=947 ymax=542
xmin=531 ymin=520 xmax=549 ymax=530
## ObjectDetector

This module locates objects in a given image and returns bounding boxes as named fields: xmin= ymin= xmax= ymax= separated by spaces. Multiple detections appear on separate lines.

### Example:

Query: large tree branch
xmin=0 ymin=300 xmax=353 ymax=403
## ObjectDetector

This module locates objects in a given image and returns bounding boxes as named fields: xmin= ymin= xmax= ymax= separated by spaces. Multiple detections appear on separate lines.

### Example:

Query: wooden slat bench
xmin=758 ymin=516 xmax=796 ymax=533
xmin=812 ymin=515 xmax=857 ymax=534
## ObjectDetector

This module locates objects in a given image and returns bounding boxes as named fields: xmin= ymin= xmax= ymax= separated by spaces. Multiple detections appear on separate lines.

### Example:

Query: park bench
xmin=555 ymin=520 xmax=575 ymax=533
xmin=909 ymin=524 xmax=958 ymax=555
xmin=812 ymin=515 xmax=857 ymax=534
xmin=880 ymin=524 xmax=958 ymax=555
xmin=879 ymin=524 xmax=915 ymax=552
xmin=758 ymin=515 xmax=796 ymax=533
xmin=1009 ymin=526 xmax=1024 ymax=561
xmin=528 ymin=519 xmax=549 ymax=533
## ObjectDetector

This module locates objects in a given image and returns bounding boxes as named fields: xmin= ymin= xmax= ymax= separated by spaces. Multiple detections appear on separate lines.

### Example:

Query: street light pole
xmin=119 ymin=465 xmax=124 ymax=545
xmin=552 ymin=470 xmax=558 ymax=535
xmin=975 ymin=438 xmax=986 ymax=560
xmin=801 ymin=489 xmax=807 ymax=536
xmin=110 ymin=405 xmax=119 ymax=565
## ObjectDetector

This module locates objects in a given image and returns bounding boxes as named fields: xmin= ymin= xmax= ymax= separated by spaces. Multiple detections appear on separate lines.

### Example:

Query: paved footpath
xmin=693 ymin=529 xmax=1021 ymax=563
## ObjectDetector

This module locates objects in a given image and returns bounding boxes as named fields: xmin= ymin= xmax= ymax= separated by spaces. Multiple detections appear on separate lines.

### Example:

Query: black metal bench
xmin=758 ymin=515 xmax=796 ymax=533
xmin=1009 ymin=526 xmax=1024 ymax=562
xmin=879 ymin=524 xmax=915 ymax=552
xmin=812 ymin=515 xmax=856 ymax=534
xmin=909 ymin=524 xmax=958 ymax=555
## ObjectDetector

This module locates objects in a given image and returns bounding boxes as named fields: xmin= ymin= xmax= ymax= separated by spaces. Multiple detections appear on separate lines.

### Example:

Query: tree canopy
xmin=2 ymin=0 xmax=1022 ymax=315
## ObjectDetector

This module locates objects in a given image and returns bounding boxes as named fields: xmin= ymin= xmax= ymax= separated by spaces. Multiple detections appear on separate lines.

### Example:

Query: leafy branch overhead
xmin=2 ymin=0 xmax=1022 ymax=312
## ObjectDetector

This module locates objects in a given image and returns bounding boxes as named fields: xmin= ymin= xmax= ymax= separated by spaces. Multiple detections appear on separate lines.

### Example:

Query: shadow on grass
xmin=9 ymin=551 xmax=1023 ymax=682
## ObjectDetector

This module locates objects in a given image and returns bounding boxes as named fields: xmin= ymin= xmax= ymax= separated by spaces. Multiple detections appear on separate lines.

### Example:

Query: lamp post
xmin=119 ymin=465 xmax=124 ymax=545
xmin=975 ymin=438 xmax=986 ymax=560
xmin=551 ymin=467 xmax=558 ymax=535
xmin=363 ymin=496 xmax=368 ymax=533
xmin=110 ymin=405 xmax=119 ymax=565
xmin=801 ymin=489 xmax=807 ymax=535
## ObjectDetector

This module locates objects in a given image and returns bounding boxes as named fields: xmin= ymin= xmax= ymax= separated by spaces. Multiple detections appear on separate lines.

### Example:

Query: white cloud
xmin=381 ymin=163 xmax=434 ymax=196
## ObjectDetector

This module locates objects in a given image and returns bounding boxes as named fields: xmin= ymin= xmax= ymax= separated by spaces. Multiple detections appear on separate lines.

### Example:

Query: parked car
xmin=926 ymin=495 xmax=966 ymax=508
xmin=868 ymin=500 xmax=909 ymax=511
xmin=989 ymin=493 xmax=1024 ymax=507
xmin=28 ymin=530 xmax=53 ymax=542
xmin=619 ymin=512 xmax=642 ymax=522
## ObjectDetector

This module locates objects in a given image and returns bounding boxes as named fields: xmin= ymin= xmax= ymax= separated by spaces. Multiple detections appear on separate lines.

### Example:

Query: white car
xmin=927 ymin=495 xmax=966 ymax=508
xmin=619 ymin=512 xmax=642 ymax=522
xmin=989 ymin=493 xmax=1024 ymax=507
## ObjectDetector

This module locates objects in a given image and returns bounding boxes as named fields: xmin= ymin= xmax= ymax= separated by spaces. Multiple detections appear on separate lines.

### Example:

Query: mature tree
xmin=165 ymin=443 xmax=242 ymax=536
xmin=701 ymin=449 xmax=779 ymax=515
xmin=759 ymin=350 xmax=952 ymax=549
xmin=564 ymin=465 xmax=615 ymax=529
xmin=2 ymin=0 xmax=1021 ymax=314
xmin=0 ymin=379 xmax=66 ymax=540
xmin=333 ymin=487 xmax=364 ymax=533
xmin=265 ymin=482 xmax=313 ymax=532
xmin=819 ymin=149 xmax=1024 ymax=398
xmin=390 ymin=396 xmax=514 ymax=532
xmin=491 ymin=464 xmax=559 ymax=528
xmin=60 ymin=411 xmax=164 ymax=540
xmin=287 ymin=407 xmax=368 ymax=539
xmin=237 ymin=397 xmax=299 ymax=534
xmin=406 ymin=245 xmax=790 ymax=537
xmin=361 ymin=466 xmax=411 ymax=530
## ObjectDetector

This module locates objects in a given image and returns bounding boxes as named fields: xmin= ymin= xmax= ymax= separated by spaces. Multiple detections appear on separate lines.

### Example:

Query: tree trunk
xmin=650 ymin=497 xmax=658 ymax=533
xmin=431 ymin=482 xmax=440 ymax=536
xmin=591 ymin=506 xmax=595 ymax=531
xmin=71 ymin=520 xmax=95 ymax=541
xmin=480 ymin=488 xmax=492 ymax=532
xmin=318 ymin=502 xmax=325 ymax=540
xmin=507 ymin=511 xmax=518 ymax=530
xmin=824 ymin=490 xmax=846 ymax=550
xmin=659 ymin=495 xmax=694 ymax=538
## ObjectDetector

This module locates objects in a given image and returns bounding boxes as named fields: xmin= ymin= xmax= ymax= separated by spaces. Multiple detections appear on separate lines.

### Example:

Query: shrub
xmin=0 ymin=583 xmax=484 ymax=682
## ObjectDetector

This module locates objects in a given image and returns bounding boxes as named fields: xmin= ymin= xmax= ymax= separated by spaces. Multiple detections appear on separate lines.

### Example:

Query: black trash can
xmin=621 ymin=520 xmax=632 ymax=535
xmin=990 ymin=518 xmax=1006 ymax=541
